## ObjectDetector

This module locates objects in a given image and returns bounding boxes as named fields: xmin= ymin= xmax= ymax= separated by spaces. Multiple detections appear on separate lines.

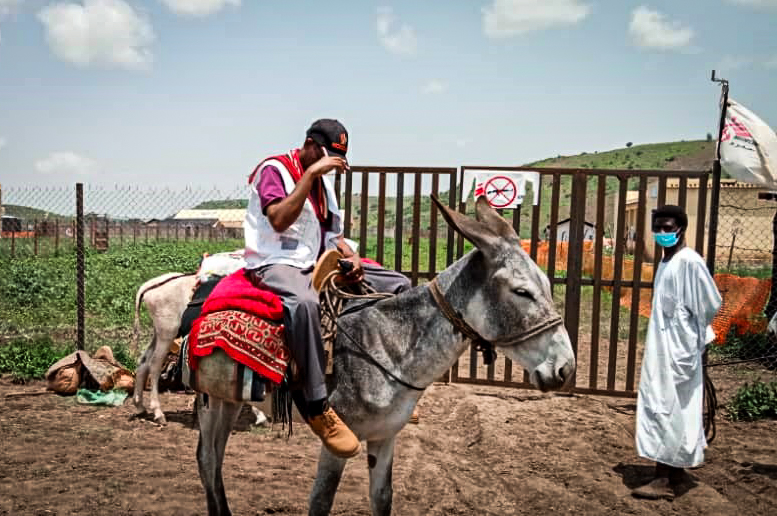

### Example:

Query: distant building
xmin=544 ymin=218 xmax=596 ymax=242
xmin=617 ymin=179 xmax=773 ymax=265
xmin=172 ymin=209 xmax=245 ymax=225
xmin=171 ymin=209 xmax=246 ymax=238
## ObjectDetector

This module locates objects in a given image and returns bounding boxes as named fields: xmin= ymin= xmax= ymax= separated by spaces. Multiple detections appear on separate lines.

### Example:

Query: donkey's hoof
xmin=153 ymin=414 xmax=168 ymax=426
xmin=129 ymin=411 xmax=148 ymax=421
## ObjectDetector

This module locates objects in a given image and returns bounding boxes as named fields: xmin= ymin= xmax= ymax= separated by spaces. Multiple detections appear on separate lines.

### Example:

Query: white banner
xmin=461 ymin=170 xmax=541 ymax=208
xmin=720 ymin=99 xmax=777 ymax=189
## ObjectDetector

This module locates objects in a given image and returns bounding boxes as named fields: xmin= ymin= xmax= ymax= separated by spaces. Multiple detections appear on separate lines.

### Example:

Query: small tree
xmin=626 ymin=142 xmax=633 ymax=148
xmin=707 ymin=132 xmax=713 ymax=142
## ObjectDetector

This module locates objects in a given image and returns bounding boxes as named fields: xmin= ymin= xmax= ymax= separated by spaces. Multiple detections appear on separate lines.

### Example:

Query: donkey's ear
xmin=474 ymin=196 xmax=517 ymax=239
xmin=430 ymin=194 xmax=501 ymax=251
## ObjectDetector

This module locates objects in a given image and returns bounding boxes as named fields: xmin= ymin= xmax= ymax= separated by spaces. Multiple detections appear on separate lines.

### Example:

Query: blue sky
xmin=0 ymin=0 xmax=776 ymax=190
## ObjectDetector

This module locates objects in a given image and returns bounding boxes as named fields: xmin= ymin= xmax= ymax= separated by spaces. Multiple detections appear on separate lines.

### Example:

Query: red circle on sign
xmin=484 ymin=176 xmax=517 ymax=208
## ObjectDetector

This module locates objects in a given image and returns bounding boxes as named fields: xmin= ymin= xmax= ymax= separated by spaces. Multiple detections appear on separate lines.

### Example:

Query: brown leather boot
xmin=307 ymin=407 xmax=361 ymax=458
xmin=409 ymin=409 xmax=419 ymax=424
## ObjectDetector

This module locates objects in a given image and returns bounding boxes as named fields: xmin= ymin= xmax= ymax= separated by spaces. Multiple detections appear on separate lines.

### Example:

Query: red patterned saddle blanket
xmin=188 ymin=269 xmax=289 ymax=384
xmin=187 ymin=257 xmax=384 ymax=387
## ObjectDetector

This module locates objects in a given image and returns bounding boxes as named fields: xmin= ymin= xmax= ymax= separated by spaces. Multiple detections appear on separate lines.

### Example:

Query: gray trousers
xmin=248 ymin=263 xmax=411 ymax=401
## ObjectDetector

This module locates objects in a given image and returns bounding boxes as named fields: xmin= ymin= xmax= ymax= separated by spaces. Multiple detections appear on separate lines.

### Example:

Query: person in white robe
xmin=632 ymin=205 xmax=722 ymax=501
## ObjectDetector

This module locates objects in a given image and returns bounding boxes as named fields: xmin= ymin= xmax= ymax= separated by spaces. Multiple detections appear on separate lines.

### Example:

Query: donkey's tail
xmin=131 ymin=273 xmax=192 ymax=354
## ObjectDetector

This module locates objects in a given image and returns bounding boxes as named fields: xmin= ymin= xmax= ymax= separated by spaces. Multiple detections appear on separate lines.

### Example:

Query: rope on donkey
xmin=318 ymin=269 xmax=427 ymax=391
xmin=319 ymin=269 xmax=394 ymax=359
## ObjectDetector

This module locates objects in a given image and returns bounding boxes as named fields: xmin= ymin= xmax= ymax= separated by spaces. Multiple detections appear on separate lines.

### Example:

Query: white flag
xmin=720 ymin=99 xmax=777 ymax=188
xmin=461 ymin=170 xmax=541 ymax=208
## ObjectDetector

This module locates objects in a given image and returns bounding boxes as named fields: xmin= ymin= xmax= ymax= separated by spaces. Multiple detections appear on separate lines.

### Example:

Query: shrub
xmin=0 ymin=337 xmax=70 ymax=383
xmin=727 ymin=380 xmax=777 ymax=421
xmin=712 ymin=326 xmax=774 ymax=364
xmin=626 ymin=142 xmax=633 ymax=148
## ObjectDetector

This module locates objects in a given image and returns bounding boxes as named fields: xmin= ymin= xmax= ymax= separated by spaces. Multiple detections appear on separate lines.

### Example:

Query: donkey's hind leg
xmin=308 ymin=447 xmax=348 ymax=516
xmin=131 ymin=334 xmax=156 ymax=418
xmin=196 ymin=394 xmax=242 ymax=516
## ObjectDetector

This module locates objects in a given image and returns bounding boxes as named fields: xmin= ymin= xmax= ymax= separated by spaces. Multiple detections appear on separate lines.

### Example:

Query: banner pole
xmin=706 ymin=70 xmax=729 ymax=274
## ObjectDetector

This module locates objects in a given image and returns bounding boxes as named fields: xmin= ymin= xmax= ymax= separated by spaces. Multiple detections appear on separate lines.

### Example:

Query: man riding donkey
xmin=244 ymin=118 xmax=412 ymax=458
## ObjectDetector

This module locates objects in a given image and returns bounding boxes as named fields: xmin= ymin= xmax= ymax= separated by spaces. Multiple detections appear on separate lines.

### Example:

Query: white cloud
xmin=629 ymin=6 xmax=694 ymax=51
xmin=482 ymin=0 xmax=590 ymax=38
xmin=35 ymin=152 xmax=98 ymax=175
xmin=423 ymin=79 xmax=447 ymax=94
xmin=727 ymin=0 xmax=777 ymax=7
xmin=38 ymin=0 xmax=154 ymax=70
xmin=717 ymin=55 xmax=752 ymax=72
xmin=376 ymin=6 xmax=417 ymax=56
xmin=159 ymin=0 xmax=240 ymax=17
xmin=0 ymin=0 xmax=21 ymax=18
xmin=0 ymin=0 xmax=23 ymax=48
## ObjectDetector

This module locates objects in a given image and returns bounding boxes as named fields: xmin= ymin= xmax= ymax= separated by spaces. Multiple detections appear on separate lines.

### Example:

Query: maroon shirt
xmin=256 ymin=165 xmax=333 ymax=257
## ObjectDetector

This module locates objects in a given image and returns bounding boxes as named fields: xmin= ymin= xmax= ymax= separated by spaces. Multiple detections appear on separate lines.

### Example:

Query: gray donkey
xmin=194 ymin=195 xmax=576 ymax=516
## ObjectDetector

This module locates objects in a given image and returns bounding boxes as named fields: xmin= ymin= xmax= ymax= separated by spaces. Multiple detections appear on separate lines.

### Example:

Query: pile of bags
xmin=45 ymin=346 xmax=135 ymax=396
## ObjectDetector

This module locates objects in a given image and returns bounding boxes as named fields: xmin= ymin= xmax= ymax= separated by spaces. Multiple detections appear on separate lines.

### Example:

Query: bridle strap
xmin=493 ymin=316 xmax=564 ymax=347
xmin=428 ymin=278 xmax=565 ymax=363
xmin=429 ymin=278 xmax=496 ymax=364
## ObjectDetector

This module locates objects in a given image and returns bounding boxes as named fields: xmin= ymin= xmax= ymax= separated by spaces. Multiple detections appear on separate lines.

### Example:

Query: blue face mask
xmin=654 ymin=230 xmax=680 ymax=247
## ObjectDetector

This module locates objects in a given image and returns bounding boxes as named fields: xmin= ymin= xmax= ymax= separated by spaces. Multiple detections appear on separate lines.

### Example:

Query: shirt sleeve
xmin=256 ymin=165 xmax=287 ymax=215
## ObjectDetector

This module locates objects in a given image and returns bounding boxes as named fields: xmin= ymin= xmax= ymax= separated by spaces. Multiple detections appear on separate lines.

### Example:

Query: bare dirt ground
xmin=2 ymin=365 xmax=777 ymax=516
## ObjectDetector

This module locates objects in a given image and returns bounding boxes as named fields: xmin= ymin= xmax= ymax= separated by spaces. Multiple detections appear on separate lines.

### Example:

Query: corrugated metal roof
xmin=173 ymin=209 xmax=246 ymax=222
xmin=663 ymin=178 xmax=764 ymax=189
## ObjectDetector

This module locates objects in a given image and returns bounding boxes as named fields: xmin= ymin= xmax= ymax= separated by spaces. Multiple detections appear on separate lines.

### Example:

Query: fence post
xmin=76 ymin=183 xmax=85 ymax=351
xmin=34 ymin=219 xmax=39 ymax=256
xmin=55 ymin=219 xmax=60 ymax=254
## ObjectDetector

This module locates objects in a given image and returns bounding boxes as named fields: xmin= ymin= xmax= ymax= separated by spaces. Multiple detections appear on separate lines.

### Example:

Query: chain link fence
xmin=708 ymin=185 xmax=777 ymax=389
xmin=0 ymin=174 xmax=459 ymax=358
xmin=0 ymin=184 xmax=249 ymax=355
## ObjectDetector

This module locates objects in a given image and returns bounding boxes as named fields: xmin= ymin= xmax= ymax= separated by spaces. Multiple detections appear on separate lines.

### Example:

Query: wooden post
xmin=727 ymin=230 xmax=737 ymax=269
xmin=76 ymin=184 xmax=85 ymax=351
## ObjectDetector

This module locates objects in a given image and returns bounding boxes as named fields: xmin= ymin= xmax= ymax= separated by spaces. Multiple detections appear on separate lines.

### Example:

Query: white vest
xmin=244 ymin=158 xmax=343 ymax=270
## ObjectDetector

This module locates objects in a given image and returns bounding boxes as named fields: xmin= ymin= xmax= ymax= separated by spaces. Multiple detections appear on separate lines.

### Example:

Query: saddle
xmin=178 ymin=250 xmax=354 ymax=403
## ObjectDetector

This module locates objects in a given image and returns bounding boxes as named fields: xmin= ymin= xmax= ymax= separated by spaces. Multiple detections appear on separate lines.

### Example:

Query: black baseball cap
xmin=306 ymin=118 xmax=348 ymax=159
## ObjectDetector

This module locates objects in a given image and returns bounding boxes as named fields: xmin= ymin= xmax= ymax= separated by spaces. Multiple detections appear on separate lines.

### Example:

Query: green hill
xmin=529 ymin=139 xmax=713 ymax=171
xmin=2 ymin=205 xmax=68 ymax=220
xmin=352 ymin=139 xmax=715 ymax=237
xmin=193 ymin=199 xmax=248 ymax=209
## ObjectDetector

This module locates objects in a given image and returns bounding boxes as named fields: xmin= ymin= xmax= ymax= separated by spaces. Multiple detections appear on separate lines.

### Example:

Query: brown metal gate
xmin=340 ymin=166 xmax=717 ymax=398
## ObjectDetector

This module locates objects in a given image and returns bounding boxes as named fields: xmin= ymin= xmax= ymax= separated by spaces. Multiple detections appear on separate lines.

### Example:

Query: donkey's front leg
xmin=367 ymin=437 xmax=396 ymax=516
xmin=308 ymin=447 xmax=347 ymax=516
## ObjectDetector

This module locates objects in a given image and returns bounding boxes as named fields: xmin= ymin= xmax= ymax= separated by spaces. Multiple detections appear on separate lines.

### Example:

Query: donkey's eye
xmin=513 ymin=288 xmax=534 ymax=300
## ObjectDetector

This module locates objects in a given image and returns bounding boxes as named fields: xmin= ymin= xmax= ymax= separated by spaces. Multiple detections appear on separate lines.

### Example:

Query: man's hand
xmin=305 ymin=156 xmax=348 ymax=179
xmin=341 ymin=253 xmax=364 ymax=283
